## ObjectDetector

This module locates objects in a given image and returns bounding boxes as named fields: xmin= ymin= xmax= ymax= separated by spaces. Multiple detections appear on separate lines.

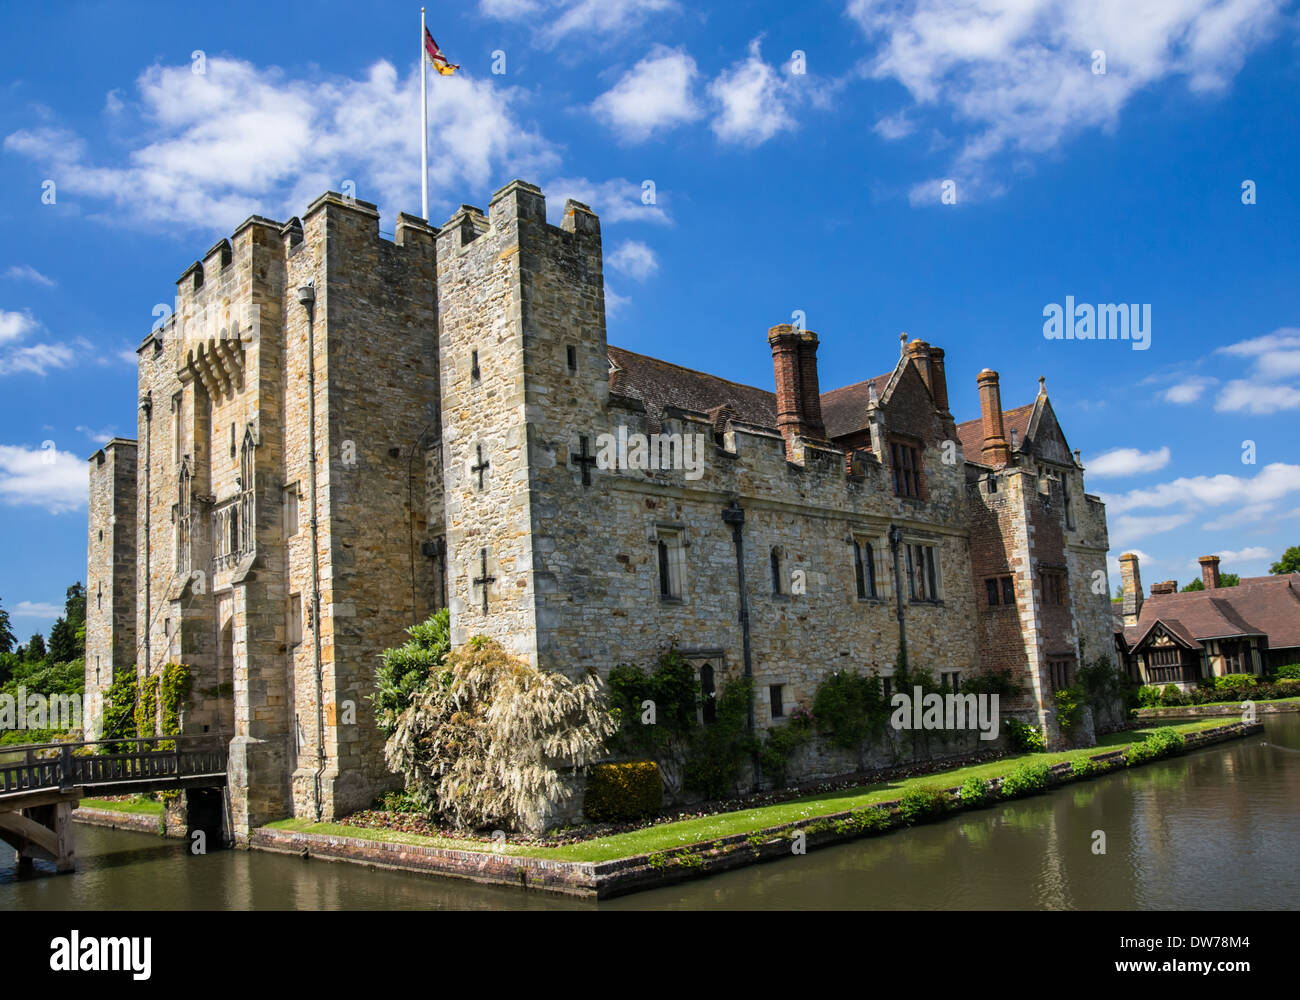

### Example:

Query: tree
xmin=0 ymin=597 xmax=15 ymax=654
xmin=1271 ymin=546 xmax=1300 ymax=575
xmin=25 ymin=633 xmax=46 ymax=661
xmin=384 ymin=632 xmax=615 ymax=832
xmin=1182 ymin=573 xmax=1239 ymax=592
xmin=371 ymin=608 xmax=450 ymax=735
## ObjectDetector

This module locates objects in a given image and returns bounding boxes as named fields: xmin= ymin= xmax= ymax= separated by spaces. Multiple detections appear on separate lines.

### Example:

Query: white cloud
xmin=848 ymin=0 xmax=1284 ymax=200
xmin=4 ymin=266 xmax=56 ymax=288
xmin=1162 ymin=375 xmax=1216 ymax=403
xmin=1215 ymin=379 xmax=1300 ymax=414
xmin=76 ymin=425 xmax=118 ymax=444
xmin=607 ymin=240 xmax=658 ymax=281
xmin=591 ymin=46 xmax=704 ymax=142
xmin=708 ymin=38 xmax=798 ymax=146
xmin=5 ymin=56 xmax=557 ymax=232
xmin=1101 ymin=462 xmax=1300 ymax=516
xmin=604 ymin=283 xmax=630 ymax=319
xmin=0 ymin=443 xmax=87 ymax=513
xmin=1189 ymin=547 xmax=1272 ymax=574
xmin=873 ymin=111 xmax=915 ymax=139
xmin=0 ymin=309 xmax=38 ymax=344
xmin=1110 ymin=512 xmax=1192 ymax=548
xmin=1086 ymin=446 xmax=1171 ymax=478
xmin=1200 ymin=502 xmax=1279 ymax=531
xmin=480 ymin=0 xmax=679 ymax=46
xmin=0 ymin=342 xmax=75 ymax=376
xmin=11 ymin=601 xmax=62 ymax=618
xmin=543 ymin=176 xmax=671 ymax=225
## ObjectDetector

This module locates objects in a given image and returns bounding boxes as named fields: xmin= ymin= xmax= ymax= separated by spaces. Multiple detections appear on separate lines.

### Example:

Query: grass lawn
xmin=268 ymin=718 xmax=1227 ymax=864
xmin=79 ymin=795 xmax=165 ymax=816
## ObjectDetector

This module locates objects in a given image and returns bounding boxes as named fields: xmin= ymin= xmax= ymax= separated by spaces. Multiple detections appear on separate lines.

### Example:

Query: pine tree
xmin=0 ymin=596 xmax=15 ymax=654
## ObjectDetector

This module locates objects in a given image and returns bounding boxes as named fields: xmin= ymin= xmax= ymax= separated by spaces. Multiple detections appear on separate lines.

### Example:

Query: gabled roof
xmin=1122 ymin=575 xmax=1300 ymax=650
xmin=955 ymin=403 xmax=1034 ymax=464
xmin=818 ymin=373 xmax=892 ymax=440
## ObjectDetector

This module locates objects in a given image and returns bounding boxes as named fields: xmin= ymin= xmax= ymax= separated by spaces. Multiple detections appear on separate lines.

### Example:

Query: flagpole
xmin=420 ymin=6 xmax=429 ymax=220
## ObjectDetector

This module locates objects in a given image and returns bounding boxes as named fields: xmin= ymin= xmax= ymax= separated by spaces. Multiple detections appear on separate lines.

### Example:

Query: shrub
xmin=1125 ymin=727 xmax=1186 ymax=766
xmin=850 ymin=806 xmax=893 ymax=833
xmin=959 ymin=776 xmax=991 ymax=806
xmin=371 ymin=609 xmax=450 ymax=736
xmin=1145 ymin=726 xmax=1186 ymax=757
xmin=812 ymin=669 xmax=889 ymax=749
xmin=1054 ymin=686 xmax=1085 ymax=731
xmin=1136 ymin=685 xmax=1162 ymax=708
xmin=759 ymin=719 xmax=813 ymax=788
xmin=384 ymin=636 xmax=616 ymax=832
xmin=999 ymin=760 xmax=1051 ymax=798
xmin=682 ymin=676 xmax=757 ymax=800
xmin=1004 ymin=718 xmax=1046 ymax=752
xmin=1125 ymin=740 xmax=1156 ymax=766
xmin=1159 ymin=683 xmax=1185 ymax=706
xmin=1276 ymin=664 xmax=1300 ymax=680
xmin=899 ymin=785 xmax=950 ymax=824
xmin=1216 ymin=673 xmax=1257 ymax=690
xmin=583 ymin=761 xmax=663 ymax=824
xmin=961 ymin=669 xmax=1022 ymax=697
xmin=1071 ymin=758 xmax=1098 ymax=778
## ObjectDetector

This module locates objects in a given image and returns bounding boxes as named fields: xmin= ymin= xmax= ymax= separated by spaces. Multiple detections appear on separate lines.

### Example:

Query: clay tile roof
xmin=819 ymin=374 xmax=892 ymax=441
xmin=955 ymin=403 xmax=1034 ymax=464
xmin=1125 ymin=576 xmax=1300 ymax=650
xmin=607 ymin=346 xmax=778 ymax=431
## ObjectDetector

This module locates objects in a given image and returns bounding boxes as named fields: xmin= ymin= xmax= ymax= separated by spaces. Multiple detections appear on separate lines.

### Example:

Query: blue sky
xmin=1 ymin=0 xmax=1298 ymax=640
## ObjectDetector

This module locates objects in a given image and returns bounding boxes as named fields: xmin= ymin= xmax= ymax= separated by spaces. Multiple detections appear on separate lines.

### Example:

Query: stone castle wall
xmin=87 ymin=177 xmax=1118 ymax=832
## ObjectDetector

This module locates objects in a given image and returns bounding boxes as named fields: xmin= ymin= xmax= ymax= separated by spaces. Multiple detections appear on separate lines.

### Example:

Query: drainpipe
xmin=140 ymin=390 xmax=153 ymax=674
xmin=888 ymin=525 xmax=907 ymax=672
xmin=721 ymin=501 xmax=760 ymax=787
xmin=297 ymin=282 xmax=326 ymax=822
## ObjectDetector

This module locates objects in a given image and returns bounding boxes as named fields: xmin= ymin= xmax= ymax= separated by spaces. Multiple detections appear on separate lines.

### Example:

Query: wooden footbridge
xmin=0 ymin=736 xmax=227 ymax=872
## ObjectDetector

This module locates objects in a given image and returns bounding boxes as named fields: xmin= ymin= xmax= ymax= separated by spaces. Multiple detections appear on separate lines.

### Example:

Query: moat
xmin=4 ymin=714 xmax=1297 ymax=909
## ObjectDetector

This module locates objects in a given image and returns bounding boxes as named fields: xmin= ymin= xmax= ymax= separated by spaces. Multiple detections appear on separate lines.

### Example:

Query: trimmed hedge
xmin=584 ymin=761 xmax=664 ymax=824
xmin=1275 ymin=664 xmax=1300 ymax=680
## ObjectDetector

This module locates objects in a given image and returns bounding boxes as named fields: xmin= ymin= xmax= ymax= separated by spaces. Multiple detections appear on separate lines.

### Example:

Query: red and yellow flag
xmin=424 ymin=28 xmax=459 ymax=76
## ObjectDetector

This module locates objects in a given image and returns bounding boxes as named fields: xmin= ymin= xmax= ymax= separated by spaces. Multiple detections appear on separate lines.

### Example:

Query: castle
xmin=84 ymin=180 xmax=1115 ymax=839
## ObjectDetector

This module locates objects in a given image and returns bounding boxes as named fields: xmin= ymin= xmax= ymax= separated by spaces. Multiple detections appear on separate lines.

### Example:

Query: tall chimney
xmin=1199 ymin=555 xmax=1221 ymax=590
xmin=976 ymin=369 xmax=1010 ymax=467
xmin=769 ymin=324 xmax=826 ymax=457
xmin=906 ymin=339 xmax=933 ymax=396
xmin=928 ymin=346 xmax=952 ymax=419
xmin=1120 ymin=552 xmax=1143 ymax=626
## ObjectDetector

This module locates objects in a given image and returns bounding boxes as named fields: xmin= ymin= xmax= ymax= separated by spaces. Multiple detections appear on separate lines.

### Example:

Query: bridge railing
xmin=0 ymin=735 xmax=227 ymax=797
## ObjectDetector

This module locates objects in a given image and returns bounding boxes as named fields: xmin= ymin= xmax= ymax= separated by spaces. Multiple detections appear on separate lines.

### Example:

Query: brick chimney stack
xmin=769 ymin=324 xmax=827 ymax=457
xmin=1199 ymin=555 xmax=1222 ymax=590
xmin=1151 ymin=580 xmax=1178 ymax=595
xmin=928 ymin=346 xmax=952 ymax=420
xmin=1120 ymin=552 xmax=1143 ymax=626
xmin=976 ymin=369 xmax=1011 ymax=467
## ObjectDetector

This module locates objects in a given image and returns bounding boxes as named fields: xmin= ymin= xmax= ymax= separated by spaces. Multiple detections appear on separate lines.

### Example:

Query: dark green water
xmin=4 ymin=716 xmax=1297 ymax=910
